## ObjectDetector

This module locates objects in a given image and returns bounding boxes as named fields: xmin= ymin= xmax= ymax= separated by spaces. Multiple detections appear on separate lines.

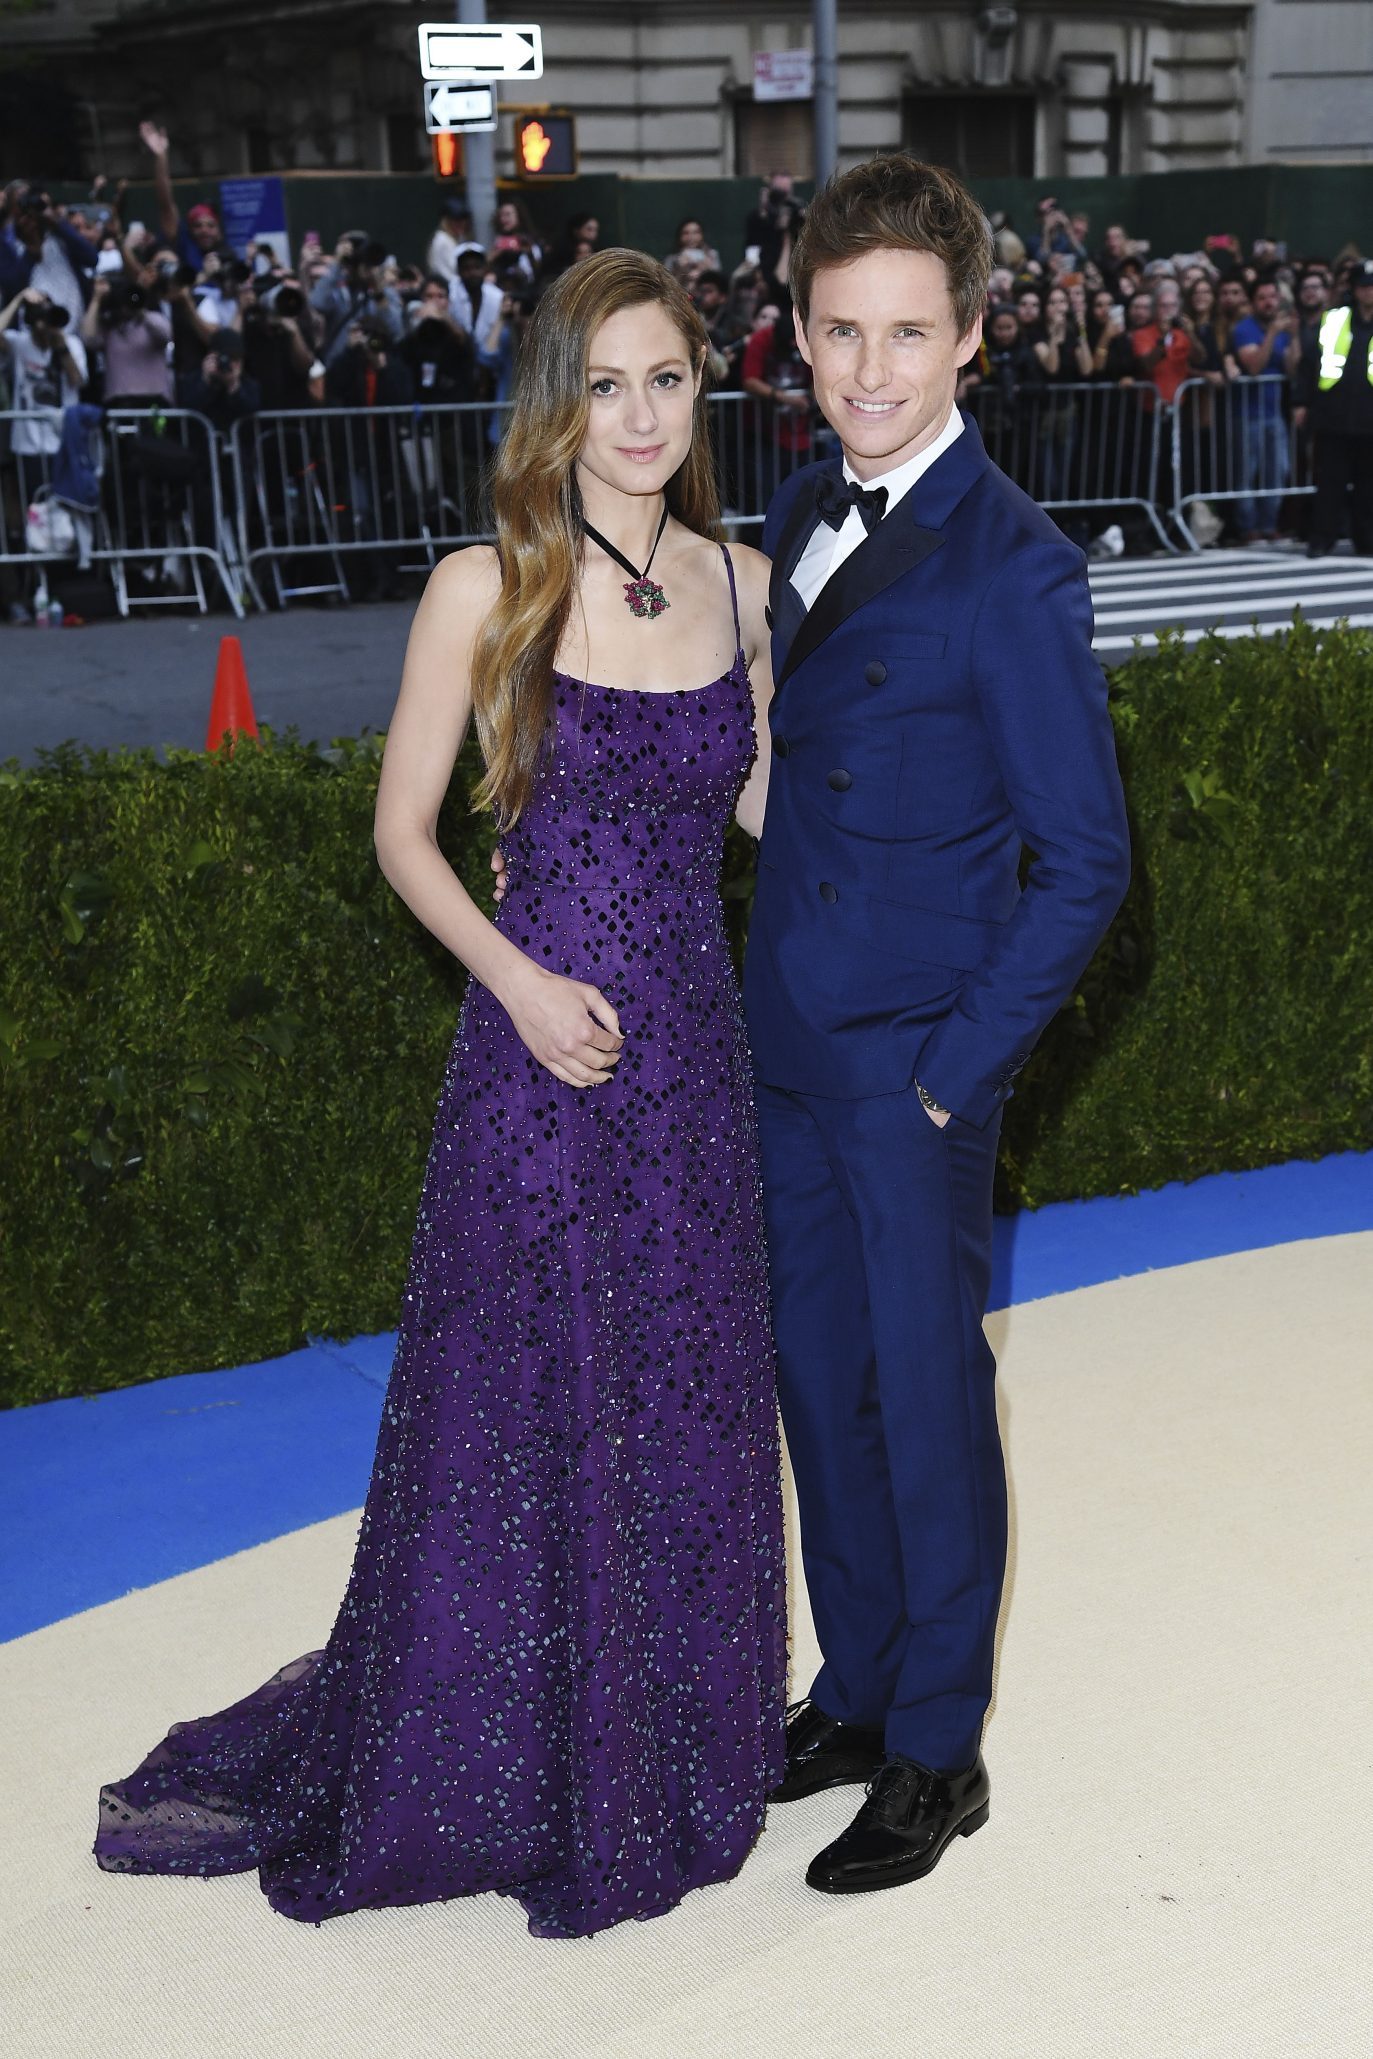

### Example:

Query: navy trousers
xmin=755 ymin=1078 xmax=1007 ymax=1774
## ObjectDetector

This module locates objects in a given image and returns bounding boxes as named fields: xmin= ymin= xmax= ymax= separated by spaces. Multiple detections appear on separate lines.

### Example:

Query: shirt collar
xmin=840 ymin=405 xmax=964 ymax=517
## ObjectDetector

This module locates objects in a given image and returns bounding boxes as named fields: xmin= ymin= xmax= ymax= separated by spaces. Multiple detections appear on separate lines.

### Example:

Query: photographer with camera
xmin=240 ymin=276 xmax=324 ymax=409
xmin=311 ymin=234 xmax=404 ymax=367
xmin=323 ymin=315 xmax=414 ymax=410
xmin=0 ymin=187 xmax=97 ymax=331
xmin=743 ymin=172 xmax=805 ymax=292
xmin=398 ymin=275 xmax=478 ymax=405
xmin=0 ymin=286 xmax=89 ymax=447
xmin=0 ymin=282 xmax=90 ymax=619
xmin=181 ymin=328 xmax=260 ymax=431
xmin=447 ymin=246 xmax=504 ymax=354
xmin=80 ymin=274 xmax=174 ymax=406
xmin=1129 ymin=276 xmax=1208 ymax=405
xmin=1026 ymin=196 xmax=1088 ymax=269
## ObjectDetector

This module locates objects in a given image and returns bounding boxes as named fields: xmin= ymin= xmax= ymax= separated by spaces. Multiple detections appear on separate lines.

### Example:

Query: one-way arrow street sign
xmin=424 ymin=81 xmax=497 ymax=134
xmin=417 ymin=22 xmax=544 ymax=82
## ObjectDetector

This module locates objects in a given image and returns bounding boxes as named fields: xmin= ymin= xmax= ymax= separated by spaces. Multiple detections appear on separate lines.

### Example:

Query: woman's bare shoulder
xmin=724 ymin=539 xmax=772 ymax=590
xmin=423 ymin=543 xmax=503 ymax=618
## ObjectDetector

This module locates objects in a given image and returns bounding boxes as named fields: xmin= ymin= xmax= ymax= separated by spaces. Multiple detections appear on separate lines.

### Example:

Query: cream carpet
xmin=5 ymin=1234 xmax=1371 ymax=2059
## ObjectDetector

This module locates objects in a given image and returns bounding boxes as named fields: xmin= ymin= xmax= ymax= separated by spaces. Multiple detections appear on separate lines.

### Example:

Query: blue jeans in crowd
xmin=1236 ymin=413 xmax=1290 ymax=535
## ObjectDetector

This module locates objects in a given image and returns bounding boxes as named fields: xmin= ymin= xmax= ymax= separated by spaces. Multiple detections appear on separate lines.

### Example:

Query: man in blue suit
xmin=751 ymin=156 xmax=1130 ymax=1893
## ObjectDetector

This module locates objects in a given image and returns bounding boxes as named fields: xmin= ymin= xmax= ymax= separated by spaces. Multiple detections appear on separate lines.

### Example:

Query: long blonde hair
xmin=471 ymin=249 xmax=721 ymax=827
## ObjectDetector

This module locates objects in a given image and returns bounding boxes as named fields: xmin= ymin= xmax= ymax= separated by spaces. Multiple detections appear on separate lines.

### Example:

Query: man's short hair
xmin=695 ymin=269 xmax=728 ymax=295
xmin=790 ymin=155 xmax=991 ymax=338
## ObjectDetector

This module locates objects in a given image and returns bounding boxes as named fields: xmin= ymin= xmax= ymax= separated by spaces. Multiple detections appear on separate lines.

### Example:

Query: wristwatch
xmin=915 ymin=1080 xmax=949 ymax=1117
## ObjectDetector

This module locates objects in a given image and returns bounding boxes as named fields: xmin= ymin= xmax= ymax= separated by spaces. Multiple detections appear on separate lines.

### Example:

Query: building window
xmin=904 ymin=94 xmax=1036 ymax=178
xmin=735 ymin=97 xmax=814 ymax=181
xmin=386 ymin=111 xmax=428 ymax=173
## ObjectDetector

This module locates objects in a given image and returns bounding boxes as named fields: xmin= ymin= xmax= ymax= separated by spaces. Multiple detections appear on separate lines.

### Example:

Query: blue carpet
xmin=4 ymin=1149 xmax=1370 ymax=1644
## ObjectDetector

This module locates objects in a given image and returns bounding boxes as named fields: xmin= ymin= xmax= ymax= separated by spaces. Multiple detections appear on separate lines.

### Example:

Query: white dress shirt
xmin=790 ymin=406 xmax=965 ymax=612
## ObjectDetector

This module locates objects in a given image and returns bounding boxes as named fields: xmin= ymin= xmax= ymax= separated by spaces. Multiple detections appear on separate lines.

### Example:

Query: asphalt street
xmin=2 ymin=600 xmax=415 ymax=765
xmin=7 ymin=544 xmax=1373 ymax=765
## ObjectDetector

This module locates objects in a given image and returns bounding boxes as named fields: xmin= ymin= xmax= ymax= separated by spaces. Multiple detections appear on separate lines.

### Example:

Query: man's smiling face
xmin=795 ymin=246 xmax=981 ymax=481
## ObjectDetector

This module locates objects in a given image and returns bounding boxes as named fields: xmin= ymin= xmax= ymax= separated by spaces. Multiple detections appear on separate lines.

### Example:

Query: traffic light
xmin=431 ymin=131 xmax=465 ymax=180
xmin=514 ymin=113 xmax=576 ymax=180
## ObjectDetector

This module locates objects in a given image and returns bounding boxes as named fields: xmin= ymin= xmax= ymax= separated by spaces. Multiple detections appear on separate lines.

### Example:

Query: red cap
xmin=186 ymin=204 xmax=218 ymax=224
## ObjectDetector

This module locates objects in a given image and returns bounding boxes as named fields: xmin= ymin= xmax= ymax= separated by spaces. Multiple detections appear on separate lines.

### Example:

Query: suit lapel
xmin=777 ymin=501 xmax=945 ymax=690
xmin=774 ymin=413 xmax=992 ymax=692
xmin=767 ymin=465 xmax=834 ymax=674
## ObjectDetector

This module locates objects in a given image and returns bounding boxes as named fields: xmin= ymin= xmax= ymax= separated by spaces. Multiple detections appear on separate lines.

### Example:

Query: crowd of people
xmin=2 ymin=136 xmax=1370 ymax=622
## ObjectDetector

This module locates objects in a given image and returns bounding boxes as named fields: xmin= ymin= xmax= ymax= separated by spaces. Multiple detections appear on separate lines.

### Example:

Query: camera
xmin=212 ymin=349 xmax=236 ymax=374
xmin=273 ymin=285 xmax=305 ymax=320
xmin=25 ymin=298 xmax=68 ymax=329
xmin=102 ymin=279 xmax=147 ymax=323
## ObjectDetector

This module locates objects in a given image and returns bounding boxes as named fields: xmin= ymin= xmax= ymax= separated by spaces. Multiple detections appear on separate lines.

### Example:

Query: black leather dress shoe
xmin=805 ymin=1752 xmax=990 ymax=1893
xmin=768 ymin=1698 xmax=886 ymax=1804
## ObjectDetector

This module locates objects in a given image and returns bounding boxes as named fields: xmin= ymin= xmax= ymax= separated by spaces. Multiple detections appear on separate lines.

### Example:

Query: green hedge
xmin=3 ymin=622 xmax=1371 ymax=1408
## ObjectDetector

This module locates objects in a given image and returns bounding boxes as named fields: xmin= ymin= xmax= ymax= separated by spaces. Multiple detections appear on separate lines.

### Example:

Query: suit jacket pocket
xmin=879 ymin=632 xmax=948 ymax=662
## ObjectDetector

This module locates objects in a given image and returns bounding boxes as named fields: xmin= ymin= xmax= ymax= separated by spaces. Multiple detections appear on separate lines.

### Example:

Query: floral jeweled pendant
xmin=623 ymin=576 xmax=669 ymax=619
xmin=582 ymin=504 xmax=671 ymax=621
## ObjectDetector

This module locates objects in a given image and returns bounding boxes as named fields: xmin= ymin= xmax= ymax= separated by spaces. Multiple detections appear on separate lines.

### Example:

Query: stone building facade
xmin=3 ymin=1 xmax=1369 ymax=184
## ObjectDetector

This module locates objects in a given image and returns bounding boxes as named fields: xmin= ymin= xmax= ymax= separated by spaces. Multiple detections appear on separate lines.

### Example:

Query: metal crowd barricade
xmin=227 ymin=401 xmax=509 ymax=607
xmin=1170 ymin=374 xmax=1313 ymax=551
xmin=0 ymin=406 xmax=245 ymax=618
xmin=22 ymin=380 xmax=1310 ymax=618
xmin=707 ymin=389 xmax=840 ymax=530
xmin=963 ymin=380 xmax=1173 ymax=550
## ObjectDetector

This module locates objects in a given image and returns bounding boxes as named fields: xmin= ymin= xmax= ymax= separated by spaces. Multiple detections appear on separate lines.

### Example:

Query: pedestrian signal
xmin=431 ymin=131 xmax=464 ymax=179
xmin=515 ymin=113 xmax=576 ymax=179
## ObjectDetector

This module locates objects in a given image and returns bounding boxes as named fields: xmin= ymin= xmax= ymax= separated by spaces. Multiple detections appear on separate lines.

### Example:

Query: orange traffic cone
xmin=205 ymin=634 xmax=260 ymax=752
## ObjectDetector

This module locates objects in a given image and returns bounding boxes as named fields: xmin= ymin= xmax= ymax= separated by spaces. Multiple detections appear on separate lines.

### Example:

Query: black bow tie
xmin=815 ymin=472 xmax=889 ymax=534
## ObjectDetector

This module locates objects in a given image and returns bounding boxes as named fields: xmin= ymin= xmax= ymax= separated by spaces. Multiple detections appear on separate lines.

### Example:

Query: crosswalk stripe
xmin=1094 ymin=611 xmax=1373 ymax=652
xmin=1083 ymin=548 xmax=1373 ymax=652
xmin=1093 ymin=584 xmax=1373 ymax=626
xmin=1090 ymin=573 xmax=1345 ymax=606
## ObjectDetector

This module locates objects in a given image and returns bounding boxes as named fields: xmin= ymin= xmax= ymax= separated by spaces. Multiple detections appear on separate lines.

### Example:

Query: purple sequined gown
xmin=94 ymin=547 xmax=787 ymax=1940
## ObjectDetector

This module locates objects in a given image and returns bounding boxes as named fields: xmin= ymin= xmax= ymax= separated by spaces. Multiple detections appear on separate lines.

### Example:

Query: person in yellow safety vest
xmin=1295 ymin=257 xmax=1373 ymax=558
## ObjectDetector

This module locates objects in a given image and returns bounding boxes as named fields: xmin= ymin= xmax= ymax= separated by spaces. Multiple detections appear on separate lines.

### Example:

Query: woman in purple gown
xmin=94 ymin=251 xmax=785 ymax=1940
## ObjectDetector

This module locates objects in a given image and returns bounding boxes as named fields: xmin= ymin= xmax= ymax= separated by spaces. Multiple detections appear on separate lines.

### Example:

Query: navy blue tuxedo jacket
xmin=743 ymin=412 xmax=1131 ymax=1129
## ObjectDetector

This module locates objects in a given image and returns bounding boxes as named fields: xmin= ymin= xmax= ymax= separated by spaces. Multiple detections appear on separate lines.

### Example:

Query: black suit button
xmin=773 ymin=733 xmax=790 ymax=758
xmin=819 ymin=881 xmax=838 ymax=904
xmin=827 ymin=768 xmax=852 ymax=792
xmin=864 ymin=661 xmax=887 ymax=686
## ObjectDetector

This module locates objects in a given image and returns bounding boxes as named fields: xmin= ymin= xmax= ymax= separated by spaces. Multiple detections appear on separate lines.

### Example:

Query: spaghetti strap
xmin=720 ymin=543 xmax=743 ymax=661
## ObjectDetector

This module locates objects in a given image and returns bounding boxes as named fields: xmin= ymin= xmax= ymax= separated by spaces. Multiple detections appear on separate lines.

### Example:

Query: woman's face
xmin=1046 ymin=287 xmax=1069 ymax=321
xmin=1091 ymin=289 xmax=1114 ymax=323
xmin=1067 ymin=282 xmax=1086 ymax=315
xmin=679 ymin=221 xmax=704 ymax=250
xmin=497 ymin=203 xmax=518 ymax=234
xmin=581 ymin=218 xmax=599 ymax=244
xmin=1127 ymin=294 xmax=1153 ymax=331
xmin=1189 ymin=277 xmax=1215 ymax=317
xmin=577 ymin=300 xmax=700 ymax=502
